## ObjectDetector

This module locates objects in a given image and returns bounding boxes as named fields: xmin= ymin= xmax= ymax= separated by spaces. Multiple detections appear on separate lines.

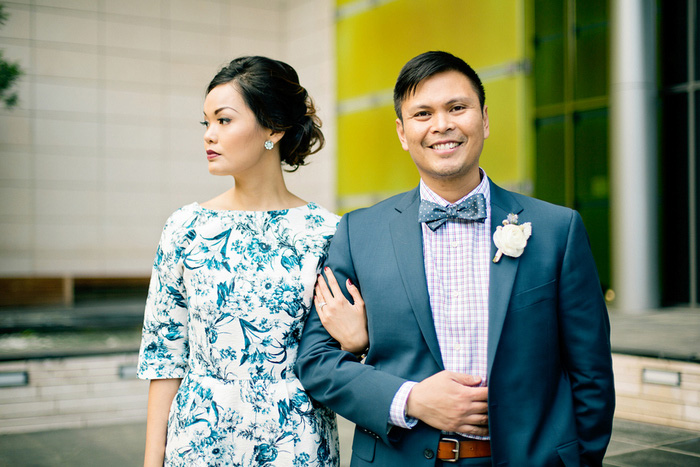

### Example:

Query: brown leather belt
xmin=437 ymin=438 xmax=491 ymax=462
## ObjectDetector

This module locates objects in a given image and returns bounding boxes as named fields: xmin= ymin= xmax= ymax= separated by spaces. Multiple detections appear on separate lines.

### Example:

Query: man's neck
xmin=421 ymin=171 xmax=484 ymax=204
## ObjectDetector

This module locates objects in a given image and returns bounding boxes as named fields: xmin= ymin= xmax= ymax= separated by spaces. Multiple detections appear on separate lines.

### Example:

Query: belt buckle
xmin=442 ymin=438 xmax=460 ymax=463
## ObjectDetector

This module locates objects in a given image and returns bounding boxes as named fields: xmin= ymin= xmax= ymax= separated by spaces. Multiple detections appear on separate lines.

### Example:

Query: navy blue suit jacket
xmin=296 ymin=180 xmax=615 ymax=466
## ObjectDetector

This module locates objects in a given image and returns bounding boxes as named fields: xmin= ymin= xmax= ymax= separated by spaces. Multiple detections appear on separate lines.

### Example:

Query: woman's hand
xmin=314 ymin=267 xmax=369 ymax=355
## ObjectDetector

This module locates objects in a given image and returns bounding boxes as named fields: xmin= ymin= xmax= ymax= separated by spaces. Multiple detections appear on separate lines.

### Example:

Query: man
xmin=296 ymin=51 xmax=615 ymax=466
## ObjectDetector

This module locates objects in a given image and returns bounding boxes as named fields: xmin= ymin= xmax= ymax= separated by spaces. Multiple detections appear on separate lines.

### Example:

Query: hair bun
xmin=207 ymin=56 xmax=324 ymax=171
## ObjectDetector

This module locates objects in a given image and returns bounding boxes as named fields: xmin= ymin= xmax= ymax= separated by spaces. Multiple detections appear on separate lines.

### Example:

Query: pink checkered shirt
xmin=389 ymin=171 xmax=491 ymax=440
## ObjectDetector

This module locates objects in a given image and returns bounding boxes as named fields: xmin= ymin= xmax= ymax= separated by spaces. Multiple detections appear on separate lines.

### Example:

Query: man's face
xmin=396 ymin=70 xmax=489 ymax=193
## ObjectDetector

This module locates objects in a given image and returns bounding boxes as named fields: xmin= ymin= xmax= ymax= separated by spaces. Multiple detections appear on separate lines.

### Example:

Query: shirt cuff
xmin=388 ymin=381 xmax=419 ymax=429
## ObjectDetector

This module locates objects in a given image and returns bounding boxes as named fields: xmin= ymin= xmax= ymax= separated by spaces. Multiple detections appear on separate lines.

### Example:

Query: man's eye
xmin=414 ymin=111 xmax=430 ymax=118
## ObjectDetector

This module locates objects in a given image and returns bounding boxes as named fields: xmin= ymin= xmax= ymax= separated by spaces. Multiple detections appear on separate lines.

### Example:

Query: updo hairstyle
xmin=206 ymin=56 xmax=324 ymax=171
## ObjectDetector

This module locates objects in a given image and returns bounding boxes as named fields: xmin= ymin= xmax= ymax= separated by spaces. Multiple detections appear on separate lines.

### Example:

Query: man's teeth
xmin=432 ymin=142 xmax=459 ymax=150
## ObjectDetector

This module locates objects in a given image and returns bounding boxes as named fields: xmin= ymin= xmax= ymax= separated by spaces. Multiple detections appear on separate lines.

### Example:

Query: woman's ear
xmin=269 ymin=130 xmax=285 ymax=145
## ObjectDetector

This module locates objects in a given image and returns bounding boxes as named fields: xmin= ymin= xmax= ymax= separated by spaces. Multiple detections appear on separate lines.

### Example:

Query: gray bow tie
xmin=418 ymin=194 xmax=487 ymax=231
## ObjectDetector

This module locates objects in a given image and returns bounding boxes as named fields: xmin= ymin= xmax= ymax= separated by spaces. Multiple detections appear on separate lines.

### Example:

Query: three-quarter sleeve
xmin=137 ymin=209 xmax=195 ymax=380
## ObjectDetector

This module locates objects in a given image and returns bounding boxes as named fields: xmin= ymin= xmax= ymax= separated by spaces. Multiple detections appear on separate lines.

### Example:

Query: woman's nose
xmin=204 ymin=125 xmax=216 ymax=143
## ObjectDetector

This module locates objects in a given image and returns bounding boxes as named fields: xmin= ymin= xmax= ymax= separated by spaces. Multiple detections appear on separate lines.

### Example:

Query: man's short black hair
xmin=393 ymin=51 xmax=486 ymax=120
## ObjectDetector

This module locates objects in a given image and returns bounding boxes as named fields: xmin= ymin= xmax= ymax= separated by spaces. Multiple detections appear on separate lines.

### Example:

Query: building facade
xmin=0 ymin=0 xmax=697 ymax=313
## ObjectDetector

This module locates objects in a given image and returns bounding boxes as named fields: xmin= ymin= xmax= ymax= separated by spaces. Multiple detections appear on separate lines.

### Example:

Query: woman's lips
xmin=206 ymin=150 xmax=220 ymax=160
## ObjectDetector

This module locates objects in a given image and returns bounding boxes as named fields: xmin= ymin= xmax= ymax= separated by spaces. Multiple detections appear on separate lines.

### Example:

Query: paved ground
xmin=0 ymin=416 xmax=698 ymax=466
xmin=1 ymin=301 xmax=699 ymax=465
xmin=0 ymin=416 xmax=355 ymax=467
xmin=608 ymin=306 xmax=700 ymax=362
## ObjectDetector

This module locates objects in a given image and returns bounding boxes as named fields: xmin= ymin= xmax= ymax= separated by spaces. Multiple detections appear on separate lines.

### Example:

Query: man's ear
xmin=396 ymin=118 xmax=409 ymax=151
xmin=482 ymin=105 xmax=490 ymax=139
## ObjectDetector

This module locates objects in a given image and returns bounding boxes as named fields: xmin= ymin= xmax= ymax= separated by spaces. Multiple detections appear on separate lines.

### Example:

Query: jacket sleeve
xmin=558 ymin=211 xmax=616 ymax=464
xmin=295 ymin=213 xmax=407 ymax=444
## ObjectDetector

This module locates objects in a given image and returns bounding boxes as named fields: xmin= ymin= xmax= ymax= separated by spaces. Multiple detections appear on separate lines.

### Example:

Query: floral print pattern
xmin=138 ymin=202 xmax=339 ymax=466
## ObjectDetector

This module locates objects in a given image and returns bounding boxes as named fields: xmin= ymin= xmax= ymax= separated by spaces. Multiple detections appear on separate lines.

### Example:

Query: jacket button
xmin=423 ymin=448 xmax=434 ymax=459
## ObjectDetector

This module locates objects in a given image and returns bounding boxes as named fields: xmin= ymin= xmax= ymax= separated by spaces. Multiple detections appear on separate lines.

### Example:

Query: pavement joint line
xmin=655 ymin=445 xmax=700 ymax=458
xmin=610 ymin=433 xmax=700 ymax=449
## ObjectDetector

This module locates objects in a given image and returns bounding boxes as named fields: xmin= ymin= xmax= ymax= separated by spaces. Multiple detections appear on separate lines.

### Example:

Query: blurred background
xmin=0 ymin=0 xmax=699 ymax=465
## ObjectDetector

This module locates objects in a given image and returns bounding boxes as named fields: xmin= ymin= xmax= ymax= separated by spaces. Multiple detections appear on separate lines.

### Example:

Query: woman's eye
xmin=218 ymin=118 xmax=231 ymax=125
xmin=200 ymin=121 xmax=209 ymax=128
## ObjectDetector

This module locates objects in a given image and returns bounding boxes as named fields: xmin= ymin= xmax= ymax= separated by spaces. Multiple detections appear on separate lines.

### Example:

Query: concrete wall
xmin=0 ymin=0 xmax=335 ymax=279
xmin=5 ymin=352 xmax=699 ymax=435
xmin=0 ymin=353 xmax=144 ymax=433
xmin=614 ymin=354 xmax=700 ymax=431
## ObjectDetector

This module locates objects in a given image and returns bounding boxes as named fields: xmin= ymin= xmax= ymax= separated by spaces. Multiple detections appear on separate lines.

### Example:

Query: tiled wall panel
xmin=0 ymin=353 xmax=146 ymax=434
xmin=0 ymin=0 xmax=336 ymax=278
xmin=613 ymin=353 xmax=700 ymax=431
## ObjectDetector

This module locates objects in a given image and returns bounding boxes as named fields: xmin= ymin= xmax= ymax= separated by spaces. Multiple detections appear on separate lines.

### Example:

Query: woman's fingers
xmin=323 ymin=267 xmax=343 ymax=297
xmin=313 ymin=269 xmax=369 ymax=354
xmin=346 ymin=279 xmax=364 ymax=307
xmin=316 ymin=272 xmax=332 ymax=300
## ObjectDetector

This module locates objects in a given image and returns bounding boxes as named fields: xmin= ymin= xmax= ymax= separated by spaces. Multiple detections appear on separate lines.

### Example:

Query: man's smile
xmin=428 ymin=141 xmax=463 ymax=150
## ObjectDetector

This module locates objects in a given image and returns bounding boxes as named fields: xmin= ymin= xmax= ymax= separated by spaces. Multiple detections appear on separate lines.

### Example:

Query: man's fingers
xmin=465 ymin=413 xmax=489 ymax=426
xmin=466 ymin=387 xmax=488 ymax=403
xmin=450 ymin=372 xmax=482 ymax=387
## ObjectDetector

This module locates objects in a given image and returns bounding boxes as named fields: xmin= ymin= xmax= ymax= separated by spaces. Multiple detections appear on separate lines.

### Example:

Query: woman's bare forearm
xmin=144 ymin=378 xmax=181 ymax=467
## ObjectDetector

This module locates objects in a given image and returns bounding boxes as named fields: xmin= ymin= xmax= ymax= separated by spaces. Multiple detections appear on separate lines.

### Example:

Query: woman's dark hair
xmin=206 ymin=56 xmax=324 ymax=171
xmin=393 ymin=51 xmax=486 ymax=121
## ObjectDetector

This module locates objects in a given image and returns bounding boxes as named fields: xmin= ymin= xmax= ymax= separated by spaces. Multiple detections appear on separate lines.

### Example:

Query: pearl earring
xmin=264 ymin=140 xmax=274 ymax=150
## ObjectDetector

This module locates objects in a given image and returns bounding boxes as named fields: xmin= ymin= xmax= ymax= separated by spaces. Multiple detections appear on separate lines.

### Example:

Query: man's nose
xmin=432 ymin=112 xmax=454 ymax=132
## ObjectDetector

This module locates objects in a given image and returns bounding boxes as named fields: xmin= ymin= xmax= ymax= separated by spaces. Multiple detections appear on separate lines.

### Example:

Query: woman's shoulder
xmin=156 ymin=202 xmax=209 ymax=245
xmin=305 ymin=202 xmax=340 ymax=220
xmin=163 ymin=202 xmax=202 ymax=228
xmin=301 ymin=202 xmax=340 ymax=229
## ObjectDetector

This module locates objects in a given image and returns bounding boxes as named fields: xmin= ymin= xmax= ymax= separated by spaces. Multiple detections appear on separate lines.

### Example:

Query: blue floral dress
xmin=137 ymin=202 xmax=340 ymax=467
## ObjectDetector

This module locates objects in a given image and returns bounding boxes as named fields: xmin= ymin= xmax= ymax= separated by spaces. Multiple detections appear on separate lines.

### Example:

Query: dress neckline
xmin=193 ymin=201 xmax=314 ymax=215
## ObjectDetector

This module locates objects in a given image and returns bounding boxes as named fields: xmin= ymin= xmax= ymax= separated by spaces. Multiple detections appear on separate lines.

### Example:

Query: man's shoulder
xmin=514 ymin=191 xmax=573 ymax=216
xmin=491 ymin=182 xmax=575 ymax=221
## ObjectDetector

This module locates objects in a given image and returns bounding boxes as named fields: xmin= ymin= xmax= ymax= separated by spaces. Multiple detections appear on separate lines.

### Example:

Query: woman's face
xmin=202 ymin=83 xmax=276 ymax=177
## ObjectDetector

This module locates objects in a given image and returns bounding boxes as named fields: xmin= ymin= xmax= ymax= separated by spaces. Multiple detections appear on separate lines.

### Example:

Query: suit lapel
xmin=487 ymin=180 xmax=524 ymax=376
xmin=389 ymin=188 xmax=444 ymax=369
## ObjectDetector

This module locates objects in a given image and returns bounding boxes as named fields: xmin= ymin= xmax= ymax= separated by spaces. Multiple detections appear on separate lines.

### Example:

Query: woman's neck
xmin=202 ymin=170 xmax=306 ymax=212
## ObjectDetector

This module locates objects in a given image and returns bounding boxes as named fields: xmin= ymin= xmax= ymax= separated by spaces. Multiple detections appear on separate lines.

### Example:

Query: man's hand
xmin=406 ymin=371 xmax=489 ymax=436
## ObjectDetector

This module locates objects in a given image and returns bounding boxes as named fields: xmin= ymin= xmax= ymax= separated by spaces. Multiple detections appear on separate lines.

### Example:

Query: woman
xmin=137 ymin=56 xmax=365 ymax=467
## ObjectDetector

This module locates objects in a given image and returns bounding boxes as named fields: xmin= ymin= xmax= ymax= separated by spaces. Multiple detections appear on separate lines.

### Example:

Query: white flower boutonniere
xmin=493 ymin=213 xmax=532 ymax=263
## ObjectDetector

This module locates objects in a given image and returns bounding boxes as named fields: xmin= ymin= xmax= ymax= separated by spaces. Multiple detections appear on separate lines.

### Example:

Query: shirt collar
xmin=419 ymin=168 xmax=491 ymax=207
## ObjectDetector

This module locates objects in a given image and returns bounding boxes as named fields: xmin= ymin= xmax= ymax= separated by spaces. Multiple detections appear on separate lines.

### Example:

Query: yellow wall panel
xmin=336 ymin=0 xmax=531 ymax=207
xmin=337 ymin=105 xmax=419 ymax=198
xmin=480 ymin=76 xmax=519 ymax=182
xmin=337 ymin=0 xmax=519 ymax=100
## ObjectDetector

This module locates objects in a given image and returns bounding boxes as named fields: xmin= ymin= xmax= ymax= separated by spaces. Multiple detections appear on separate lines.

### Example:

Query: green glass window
xmin=534 ymin=116 xmax=566 ymax=206
xmin=533 ymin=0 xmax=610 ymax=289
